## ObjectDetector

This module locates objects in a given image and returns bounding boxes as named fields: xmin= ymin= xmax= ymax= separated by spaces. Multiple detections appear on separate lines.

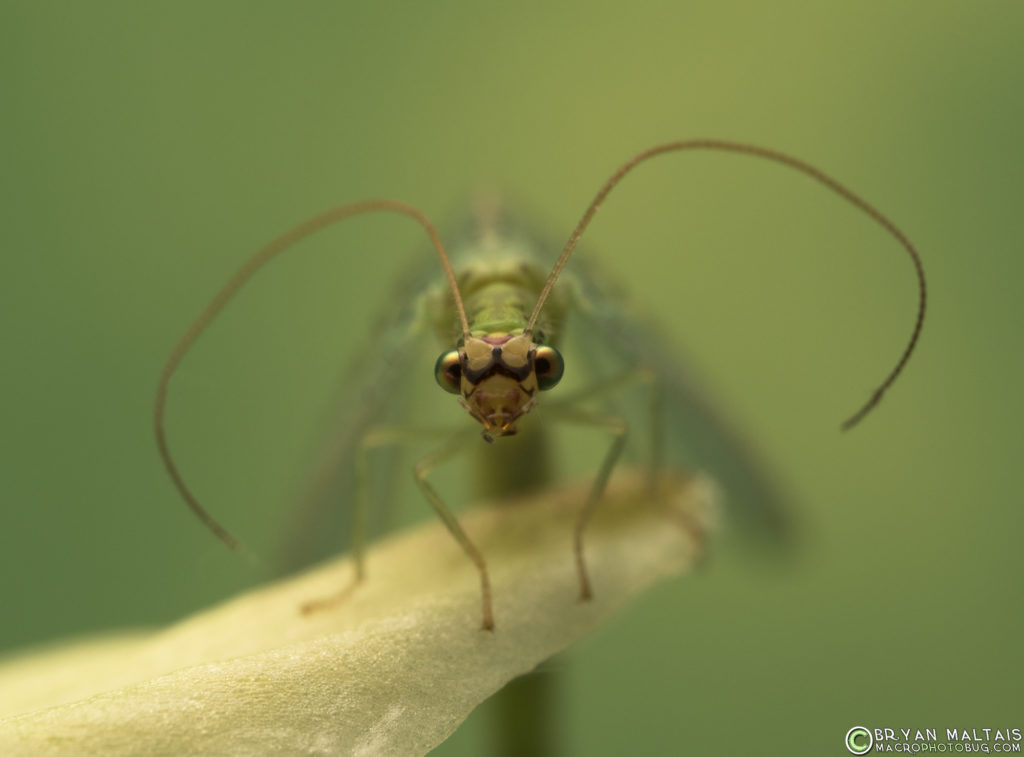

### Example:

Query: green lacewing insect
xmin=156 ymin=140 xmax=926 ymax=631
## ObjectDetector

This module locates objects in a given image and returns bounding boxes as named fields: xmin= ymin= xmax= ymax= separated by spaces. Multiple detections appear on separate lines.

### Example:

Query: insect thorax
xmin=429 ymin=242 xmax=567 ymax=347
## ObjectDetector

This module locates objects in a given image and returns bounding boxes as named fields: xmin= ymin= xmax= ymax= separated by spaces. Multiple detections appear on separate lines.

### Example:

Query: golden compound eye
xmin=534 ymin=345 xmax=564 ymax=390
xmin=434 ymin=350 xmax=462 ymax=394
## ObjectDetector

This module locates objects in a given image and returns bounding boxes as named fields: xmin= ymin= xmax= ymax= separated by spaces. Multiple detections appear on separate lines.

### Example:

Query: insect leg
xmin=413 ymin=430 xmax=496 ymax=630
xmin=646 ymin=371 xmax=664 ymax=493
xmin=544 ymin=367 xmax=671 ymax=599
xmin=300 ymin=424 xmax=462 ymax=615
xmin=542 ymin=403 xmax=629 ymax=601
xmin=549 ymin=386 xmax=707 ymax=587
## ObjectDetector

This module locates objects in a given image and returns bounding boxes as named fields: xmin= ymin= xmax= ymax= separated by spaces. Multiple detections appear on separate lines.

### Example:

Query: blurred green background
xmin=2 ymin=1 xmax=1021 ymax=754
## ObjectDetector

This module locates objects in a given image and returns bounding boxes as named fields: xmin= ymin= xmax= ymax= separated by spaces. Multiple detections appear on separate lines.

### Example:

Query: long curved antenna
xmin=155 ymin=199 xmax=467 ymax=549
xmin=526 ymin=139 xmax=926 ymax=431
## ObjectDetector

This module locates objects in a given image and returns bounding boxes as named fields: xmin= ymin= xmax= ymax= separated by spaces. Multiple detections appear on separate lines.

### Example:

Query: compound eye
xmin=534 ymin=345 xmax=564 ymax=390
xmin=434 ymin=350 xmax=462 ymax=394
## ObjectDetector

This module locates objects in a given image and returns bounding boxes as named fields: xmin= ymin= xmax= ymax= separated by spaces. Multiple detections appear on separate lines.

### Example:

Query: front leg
xmin=543 ymin=404 xmax=629 ymax=601
xmin=300 ymin=424 xmax=462 ymax=615
xmin=412 ymin=431 xmax=496 ymax=630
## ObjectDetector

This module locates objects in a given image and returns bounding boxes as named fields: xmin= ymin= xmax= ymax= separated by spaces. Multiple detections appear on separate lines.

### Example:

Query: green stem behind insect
xmin=475 ymin=422 xmax=561 ymax=753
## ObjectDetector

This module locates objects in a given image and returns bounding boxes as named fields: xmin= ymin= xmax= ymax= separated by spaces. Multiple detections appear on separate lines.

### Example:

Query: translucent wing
xmin=563 ymin=257 xmax=795 ymax=547
xmin=273 ymin=254 xmax=441 ymax=575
